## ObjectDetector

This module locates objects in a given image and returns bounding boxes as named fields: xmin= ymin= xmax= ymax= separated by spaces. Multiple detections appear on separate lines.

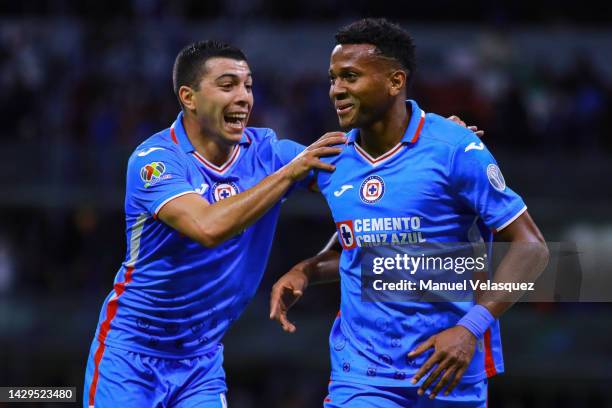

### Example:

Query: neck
xmin=359 ymin=99 xmax=410 ymax=158
xmin=182 ymin=112 xmax=234 ymax=166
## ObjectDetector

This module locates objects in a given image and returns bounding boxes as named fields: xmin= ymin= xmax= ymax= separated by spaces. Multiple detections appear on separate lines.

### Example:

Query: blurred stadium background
xmin=1 ymin=1 xmax=612 ymax=407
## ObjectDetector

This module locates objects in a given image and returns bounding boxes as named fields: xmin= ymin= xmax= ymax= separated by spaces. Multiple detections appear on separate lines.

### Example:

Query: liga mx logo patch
xmin=336 ymin=220 xmax=356 ymax=250
xmin=140 ymin=161 xmax=169 ymax=188
xmin=212 ymin=182 xmax=239 ymax=202
xmin=360 ymin=175 xmax=385 ymax=204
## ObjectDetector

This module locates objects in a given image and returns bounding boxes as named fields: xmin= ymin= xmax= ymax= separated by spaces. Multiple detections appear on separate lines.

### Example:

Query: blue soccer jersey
xmin=90 ymin=112 xmax=307 ymax=361
xmin=316 ymin=100 xmax=527 ymax=386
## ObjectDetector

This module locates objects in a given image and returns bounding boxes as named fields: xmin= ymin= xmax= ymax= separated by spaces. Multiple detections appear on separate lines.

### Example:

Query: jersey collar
xmin=170 ymin=111 xmax=252 ymax=153
xmin=346 ymin=99 xmax=426 ymax=145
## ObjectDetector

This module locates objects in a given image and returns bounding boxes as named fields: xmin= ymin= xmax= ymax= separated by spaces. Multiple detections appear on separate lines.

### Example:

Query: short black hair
xmin=172 ymin=40 xmax=248 ymax=100
xmin=335 ymin=18 xmax=416 ymax=84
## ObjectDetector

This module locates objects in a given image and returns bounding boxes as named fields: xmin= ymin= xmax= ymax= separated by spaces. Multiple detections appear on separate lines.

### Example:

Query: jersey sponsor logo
xmin=334 ymin=184 xmax=354 ymax=197
xmin=486 ymin=164 xmax=506 ymax=191
xmin=140 ymin=161 xmax=170 ymax=187
xmin=336 ymin=220 xmax=356 ymax=250
xmin=336 ymin=216 xmax=427 ymax=248
xmin=137 ymin=147 xmax=165 ymax=157
xmin=195 ymin=183 xmax=209 ymax=195
xmin=212 ymin=181 xmax=239 ymax=201
xmin=464 ymin=141 xmax=484 ymax=152
xmin=360 ymin=175 xmax=385 ymax=204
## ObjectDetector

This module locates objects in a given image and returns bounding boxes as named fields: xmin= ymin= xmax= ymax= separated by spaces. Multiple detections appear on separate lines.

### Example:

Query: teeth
xmin=226 ymin=113 xmax=247 ymax=119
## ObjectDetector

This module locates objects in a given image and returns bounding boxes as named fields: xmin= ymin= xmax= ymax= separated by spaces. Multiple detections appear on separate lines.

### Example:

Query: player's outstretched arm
xmin=409 ymin=212 xmax=549 ymax=399
xmin=269 ymin=233 xmax=341 ymax=333
xmin=158 ymin=133 xmax=346 ymax=247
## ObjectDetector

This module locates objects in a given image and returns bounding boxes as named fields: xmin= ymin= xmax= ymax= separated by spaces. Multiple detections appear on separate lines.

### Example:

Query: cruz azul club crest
xmin=359 ymin=175 xmax=385 ymax=204
xmin=212 ymin=182 xmax=239 ymax=202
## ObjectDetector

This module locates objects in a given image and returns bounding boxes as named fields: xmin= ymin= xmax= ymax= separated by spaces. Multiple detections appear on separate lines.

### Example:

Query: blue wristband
xmin=457 ymin=305 xmax=495 ymax=339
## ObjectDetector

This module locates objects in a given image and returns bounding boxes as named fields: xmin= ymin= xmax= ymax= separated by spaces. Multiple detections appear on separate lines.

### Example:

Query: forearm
xmin=457 ymin=212 xmax=549 ymax=339
xmin=195 ymin=166 xmax=295 ymax=245
xmin=479 ymin=239 xmax=549 ymax=317
xmin=300 ymin=232 xmax=341 ymax=285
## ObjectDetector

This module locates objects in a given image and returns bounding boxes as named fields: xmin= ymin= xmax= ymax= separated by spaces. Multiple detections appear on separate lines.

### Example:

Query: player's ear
xmin=388 ymin=70 xmax=406 ymax=97
xmin=178 ymin=85 xmax=196 ymax=111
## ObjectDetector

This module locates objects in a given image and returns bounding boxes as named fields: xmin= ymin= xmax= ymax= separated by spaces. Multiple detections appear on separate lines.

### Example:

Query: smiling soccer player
xmin=270 ymin=19 xmax=549 ymax=407
xmin=82 ymin=40 xmax=346 ymax=408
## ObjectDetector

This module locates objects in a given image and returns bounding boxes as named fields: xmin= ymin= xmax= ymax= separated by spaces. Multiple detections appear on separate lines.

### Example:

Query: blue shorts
xmin=324 ymin=378 xmax=487 ymax=408
xmin=83 ymin=339 xmax=227 ymax=408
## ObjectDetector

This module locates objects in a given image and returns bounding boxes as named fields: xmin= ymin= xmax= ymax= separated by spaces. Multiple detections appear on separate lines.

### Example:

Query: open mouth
xmin=223 ymin=112 xmax=248 ymax=131
xmin=336 ymin=103 xmax=354 ymax=115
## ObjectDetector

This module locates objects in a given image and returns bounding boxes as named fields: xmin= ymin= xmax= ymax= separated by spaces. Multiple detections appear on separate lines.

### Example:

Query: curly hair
xmin=335 ymin=18 xmax=416 ymax=83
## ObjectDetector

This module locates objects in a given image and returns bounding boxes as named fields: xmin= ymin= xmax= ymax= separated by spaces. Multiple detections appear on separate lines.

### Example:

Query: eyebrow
xmin=329 ymin=65 xmax=358 ymax=74
xmin=215 ymin=72 xmax=253 ymax=81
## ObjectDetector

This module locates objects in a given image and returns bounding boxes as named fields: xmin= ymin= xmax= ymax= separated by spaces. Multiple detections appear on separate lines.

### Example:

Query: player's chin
xmin=337 ymin=112 xmax=357 ymax=129
xmin=221 ymin=122 xmax=246 ymax=142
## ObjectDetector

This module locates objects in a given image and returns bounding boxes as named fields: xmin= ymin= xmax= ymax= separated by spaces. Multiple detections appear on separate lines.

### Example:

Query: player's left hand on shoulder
xmin=447 ymin=115 xmax=485 ymax=138
xmin=407 ymin=325 xmax=477 ymax=400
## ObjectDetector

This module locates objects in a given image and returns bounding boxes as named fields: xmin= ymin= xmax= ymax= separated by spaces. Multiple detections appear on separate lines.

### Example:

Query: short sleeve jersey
xmin=93 ymin=112 xmax=307 ymax=358
xmin=316 ymin=100 xmax=526 ymax=385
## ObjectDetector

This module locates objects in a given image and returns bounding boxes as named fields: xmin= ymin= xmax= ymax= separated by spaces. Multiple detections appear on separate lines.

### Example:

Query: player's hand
xmin=285 ymin=132 xmax=346 ymax=181
xmin=447 ymin=115 xmax=485 ymax=138
xmin=269 ymin=264 xmax=310 ymax=333
xmin=408 ymin=325 xmax=477 ymax=399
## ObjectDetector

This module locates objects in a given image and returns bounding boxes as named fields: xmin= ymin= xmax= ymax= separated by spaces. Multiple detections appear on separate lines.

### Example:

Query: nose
xmin=330 ymin=81 xmax=348 ymax=101
xmin=234 ymin=84 xmax=252 ymax=107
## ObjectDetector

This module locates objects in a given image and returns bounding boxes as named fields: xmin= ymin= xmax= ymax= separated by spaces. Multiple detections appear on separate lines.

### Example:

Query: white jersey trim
xmin=495 ymin=205 xmax=527 ymax=232
xmin=153 ymin=190 xmax=198 ymax=217
xmin=354 ymin=142 xmax=406 ymax=167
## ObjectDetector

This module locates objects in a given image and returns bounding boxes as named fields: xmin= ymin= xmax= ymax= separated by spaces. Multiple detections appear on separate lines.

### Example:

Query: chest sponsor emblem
xmin=212 ymin=182 xmax=239 ymax=201
xmin=336 ymin=220 xmax=356 ymax=250
xmin=360 ymin=175 xmax=385 ymax=204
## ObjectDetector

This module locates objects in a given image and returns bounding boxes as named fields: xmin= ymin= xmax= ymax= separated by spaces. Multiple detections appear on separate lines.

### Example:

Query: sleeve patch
xmin=140 ymin=161 xmax=172 ymax=188
xmin=486 ymin=164 xmax=506 ymax=192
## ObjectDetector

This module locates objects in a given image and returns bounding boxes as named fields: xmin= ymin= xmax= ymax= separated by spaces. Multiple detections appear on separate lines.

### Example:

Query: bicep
xmin=494 ymin=211 xmax=545 ymax=243
xmin=157 ymin=192 xmax=212 ymax=244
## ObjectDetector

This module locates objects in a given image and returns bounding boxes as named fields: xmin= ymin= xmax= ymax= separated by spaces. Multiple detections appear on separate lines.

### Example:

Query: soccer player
xmin=269 ymin=19 xmax=549 ymax=407
xmin=83 ymin=40 xmax=347 ymax=407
